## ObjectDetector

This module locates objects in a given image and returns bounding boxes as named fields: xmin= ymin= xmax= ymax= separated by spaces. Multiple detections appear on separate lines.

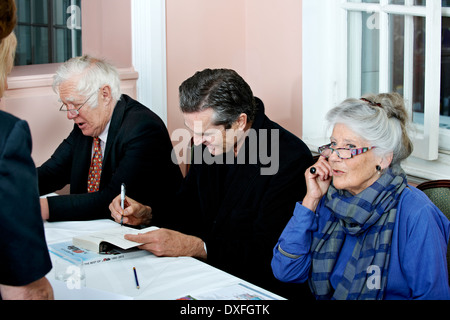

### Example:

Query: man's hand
xmin=125 ymin=228 xmax=207 ymax=260
xmin=109 ymin=194 xmax=152 ymax=226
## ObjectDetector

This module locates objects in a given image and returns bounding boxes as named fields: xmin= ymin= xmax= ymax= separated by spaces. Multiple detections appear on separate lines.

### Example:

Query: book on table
xmin=48 ymin=225 xmax=158 ymax=265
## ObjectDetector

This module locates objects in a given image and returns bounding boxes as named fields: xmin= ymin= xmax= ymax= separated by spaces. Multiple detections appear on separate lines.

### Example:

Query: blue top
xmin=272 ymin=186 xmax=450 ymax=300
xmin=0 ymin=111 xmax=52 ymax=286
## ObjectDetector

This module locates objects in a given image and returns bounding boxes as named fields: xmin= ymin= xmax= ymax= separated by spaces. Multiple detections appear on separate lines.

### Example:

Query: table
xmin=44 ymin=219 xmax=284 ymax=300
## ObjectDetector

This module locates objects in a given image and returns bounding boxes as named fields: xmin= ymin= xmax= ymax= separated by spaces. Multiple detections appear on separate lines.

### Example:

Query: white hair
xmin=326 ymin=92 xmax=413 ymax=166
xmin=53 ymin=55 xmax=121 ymax=107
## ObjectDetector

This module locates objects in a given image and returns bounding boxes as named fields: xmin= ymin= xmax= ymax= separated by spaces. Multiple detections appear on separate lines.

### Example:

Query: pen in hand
xmin=120 ymin=183 xmax=126 ymax=226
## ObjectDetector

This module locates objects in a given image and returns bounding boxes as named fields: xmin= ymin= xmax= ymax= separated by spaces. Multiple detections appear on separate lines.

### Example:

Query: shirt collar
xmin=98 ymin=119 xmax=111 ymax=144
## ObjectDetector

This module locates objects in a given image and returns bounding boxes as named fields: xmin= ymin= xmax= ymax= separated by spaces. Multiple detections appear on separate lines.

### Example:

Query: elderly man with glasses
xmin=38 ymin=55 xmax=182 ymax=222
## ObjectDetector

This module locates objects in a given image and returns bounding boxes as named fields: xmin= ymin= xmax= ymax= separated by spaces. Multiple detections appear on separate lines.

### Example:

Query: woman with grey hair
xmin=272 ymin=92 xmax=450 ymax=299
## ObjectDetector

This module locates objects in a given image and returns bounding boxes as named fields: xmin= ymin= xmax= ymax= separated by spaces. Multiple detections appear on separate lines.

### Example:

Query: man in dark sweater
xmin=109 ymin=68 xmax=314 ymax=299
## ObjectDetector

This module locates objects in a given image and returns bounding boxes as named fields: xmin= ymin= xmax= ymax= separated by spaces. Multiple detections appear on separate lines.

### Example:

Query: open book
xmin=73 ymin=225 xmax=158 ymax=253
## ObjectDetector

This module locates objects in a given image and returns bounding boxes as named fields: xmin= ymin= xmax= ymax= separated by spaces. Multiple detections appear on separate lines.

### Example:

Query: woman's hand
xmin=302 ymin=156 xmax=332 ymax=212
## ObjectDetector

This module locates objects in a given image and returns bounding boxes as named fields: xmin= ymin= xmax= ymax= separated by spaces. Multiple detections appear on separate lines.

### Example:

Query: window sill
xmin=8 ymin=64 xmax=62 ymax=89
xmin=8 ymin=64 xmax=138 ymax=90
xmin=402 ymin=153 xmax=450 ymax=184
xmin=304 ymin=138 xmax=450 ymax=185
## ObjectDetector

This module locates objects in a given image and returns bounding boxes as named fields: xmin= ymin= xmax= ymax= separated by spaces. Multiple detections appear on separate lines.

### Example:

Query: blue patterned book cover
xmin=48 ymin=241 xmax=148 ymax=266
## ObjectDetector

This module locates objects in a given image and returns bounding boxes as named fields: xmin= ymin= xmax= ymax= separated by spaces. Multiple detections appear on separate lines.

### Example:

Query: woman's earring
xmin=376 ymin=165 xmax=382 ymax=174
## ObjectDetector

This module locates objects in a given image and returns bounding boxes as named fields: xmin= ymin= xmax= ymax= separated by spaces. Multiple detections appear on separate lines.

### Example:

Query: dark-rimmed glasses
xmin=59 ymin=91 xmax=97 ymax=116
xmin=318 ymin=143 xmax=376 ymax=160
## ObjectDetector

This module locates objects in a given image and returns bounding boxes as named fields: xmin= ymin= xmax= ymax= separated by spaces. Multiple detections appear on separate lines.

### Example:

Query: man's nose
xmin=66 ymin=110 xmax=78 ymax=120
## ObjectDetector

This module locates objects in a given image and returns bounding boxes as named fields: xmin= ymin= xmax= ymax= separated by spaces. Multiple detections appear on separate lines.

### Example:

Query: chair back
xmin=416 ymin=180 xmax=450 ymax=217
xmin=416 ymin=179 xmax=450 ymax=283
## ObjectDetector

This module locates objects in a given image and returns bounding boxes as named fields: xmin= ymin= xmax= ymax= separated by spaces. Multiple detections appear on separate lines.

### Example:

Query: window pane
xmin=32 ymin=0 xmax=48 ymax=24
xmin=54 ymin=0 xmax=82 ymax=27
xmin=390 ymin=14 xmax=427 ymax=129
xmin=412 ymin=16 xmax=426 ymax=127
xmin=443 ymin=0 xmax=450 ymax=7
xmin=14 ymin=25 xmax=32 ymax=65
xmin=16 ymin=0 xmax=31 ymax=23
xmin=54 ymin=0 xmax=69 ymax=26
xmin=54 ymin=28 xmax=69 ymax=62
xmin=362 ymin=11 xmax=379 ymax=95
xmin=53 ymin=0 xmax=82 ymax=62
xmin=441 ymin=17 xmax=450 ymax=136
xmin=347 ymin=11 xmax=361 ymax=97
xmin=32 ymin=27 xmax=49 ymax=64
xmin=391 ymin=15 xmax=404 ymax=95
xmin=391 ymin=15 xmax=426 ymax=127
xmin=14 ymin=0 xmax=82 ymax=66
xmin=389 ymin=1 xmax=425 ymax=5
xmin=347 ymin=10 xmax=380 ymax=96
xmin=54 ymin=28 xmax=81 ymax=63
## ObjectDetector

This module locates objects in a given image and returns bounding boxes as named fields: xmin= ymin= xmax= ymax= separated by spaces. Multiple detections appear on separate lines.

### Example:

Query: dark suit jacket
xmin=38 ymin=94 xmax=183 ymax=221
xmin=0 ymin=111 xmax=52 ymax=286
xmin=157 ymin=98 xmax=315 ymax=300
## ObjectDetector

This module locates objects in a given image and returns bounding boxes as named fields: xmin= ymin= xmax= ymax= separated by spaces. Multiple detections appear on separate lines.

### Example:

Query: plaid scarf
xmin=308 ymin=165 xmax=407 ymax=300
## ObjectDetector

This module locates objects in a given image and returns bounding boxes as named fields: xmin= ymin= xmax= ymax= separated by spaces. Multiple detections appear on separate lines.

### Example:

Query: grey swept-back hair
xmin=326 ymin=92 xmax=413 ymax=166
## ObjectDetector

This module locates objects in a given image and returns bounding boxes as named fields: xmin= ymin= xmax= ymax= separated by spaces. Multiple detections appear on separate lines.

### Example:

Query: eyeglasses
xmin=59 ymin=91 xmax=97 ymax=116
xmin=318 ymin=143 xmax=376 ymax=160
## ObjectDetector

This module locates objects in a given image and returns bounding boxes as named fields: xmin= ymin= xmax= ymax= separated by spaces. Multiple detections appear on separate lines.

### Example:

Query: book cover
xmin=48 ymin=241 xmax=149 ymax=266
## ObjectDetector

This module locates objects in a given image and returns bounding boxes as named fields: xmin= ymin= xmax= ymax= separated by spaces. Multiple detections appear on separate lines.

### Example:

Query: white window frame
xmin=302 ymin=0 xmax=450 ymax=182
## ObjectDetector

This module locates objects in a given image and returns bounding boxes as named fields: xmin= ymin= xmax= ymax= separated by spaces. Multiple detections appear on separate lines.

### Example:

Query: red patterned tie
xmin=87 ymin=137 xmax=102 ymax=193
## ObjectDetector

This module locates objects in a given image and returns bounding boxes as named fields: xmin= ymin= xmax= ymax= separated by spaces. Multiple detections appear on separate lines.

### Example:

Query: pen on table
xmin=133 ymin=267 xmax=140 ymax=289
xmin=120 ymin=183 xmax=126 ymax=226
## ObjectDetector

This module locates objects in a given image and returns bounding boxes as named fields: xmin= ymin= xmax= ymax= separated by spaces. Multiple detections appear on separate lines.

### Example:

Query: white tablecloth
xmin=44 ymin=219 xmax=284 ymax=300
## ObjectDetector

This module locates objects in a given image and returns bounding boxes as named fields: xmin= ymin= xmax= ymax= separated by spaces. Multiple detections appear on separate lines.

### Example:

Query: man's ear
xmin=236 ymin=113 xmax=248 ymax=131
xmin=100 ymin=85 xmax=112 ymax=105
